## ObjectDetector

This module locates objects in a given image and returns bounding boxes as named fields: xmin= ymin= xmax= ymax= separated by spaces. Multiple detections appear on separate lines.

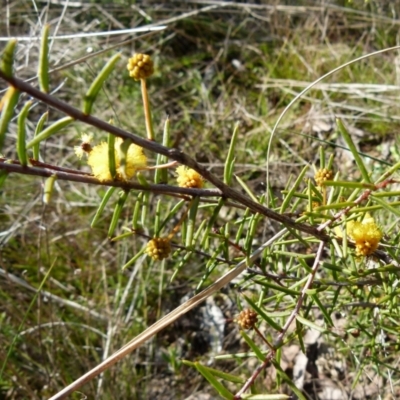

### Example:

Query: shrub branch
xmin=0 ymin=71 xmax=329 ymax=241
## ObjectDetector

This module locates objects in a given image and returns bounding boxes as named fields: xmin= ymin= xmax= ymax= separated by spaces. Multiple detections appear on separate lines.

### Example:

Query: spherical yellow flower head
xmin=87 ymin=138 xmax=147 ymax=182
xmin=145 ymin=237 xmax=171 ymax=261
xmin=347 ymin=217 xmax=383 ymax=256
xmin=176 ymin=166 xmax=204 ymax=189
xmin=236 ymin=309 xmax=258 ymax=330
xmin=314 ymin=168 xmax=333 ymax=187
xmin=74 ymin=133 xmax=93 ymax=159
xmin=127 ymin=53 xmax=154 ymax=80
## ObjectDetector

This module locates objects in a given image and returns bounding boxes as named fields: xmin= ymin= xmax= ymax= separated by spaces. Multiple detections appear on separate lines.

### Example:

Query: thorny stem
xmin=274 ymin=240 xmax=325 ymax=348
xmin=234 ymin=353 xmax=275 ymax=400
xmin=234 ymin=241 xmax=325 ymax=399
xmin=0 ymin=71 xmax=329 ymax=241
xmin=141 ymin=78 xmax=155 ymax=141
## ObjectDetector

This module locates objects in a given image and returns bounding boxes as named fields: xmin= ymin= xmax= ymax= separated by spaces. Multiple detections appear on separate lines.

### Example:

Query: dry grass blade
xmin=49 ymin=229 xmax=287 ymax=399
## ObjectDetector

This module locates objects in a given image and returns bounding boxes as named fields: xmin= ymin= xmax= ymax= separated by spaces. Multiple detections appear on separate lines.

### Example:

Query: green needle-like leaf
xmin=224 ymin=122 xmax=239 ymax=185
xmin=0 ymin=86 xmax=20 ymax=151
xmin=371 ymin=195 xmax=400 ymax=218
xmin=38 ymin=24 xmax=50 ymax=93
xmin=108 ymin=190 xmax=129 ymax=238
xmin=194 ymin=362 xmax=234 ymax=399
xmin=107 ymin=133 xmax=117 ymax=179
xmin=26 ymin=116 xmax=74 ymax=148
xmin=182 ymin=360 xmax=245 ymax=383
xmin=16 ymin=101 xmax=32 ymax=166
xmin=186 ymin=196 xmax=200 ymax=248
xmin=118 ymin=137 xmax=132 ymax=180
xmin=82 ymin=53 xmax=121 ymax=115
xmin=91 ymin=187 xmax=117 ymax=228
xmin=336 ymin=118 xmax=371 ymax=183
xmin=296 ymin=315 xmax=325 ymax=332
xmin=0 ymin=39 xmax=17 ymax=77
xmin=32 ymin=112 xmax=48 ymax=160
xmin=43 ymin=175 xmax=57 ymax=204
xmin=155 ymin=117 xmax=170 ymax=184
xmin=280 ymin=164 xmax=309 ymax=214
xmin=240 ymin=330 xmax=265 ymax=362
xmin=243 ymin=294 xmax=282 ymax=331
xmin=235 ymin=174 xmax=259 ymax=203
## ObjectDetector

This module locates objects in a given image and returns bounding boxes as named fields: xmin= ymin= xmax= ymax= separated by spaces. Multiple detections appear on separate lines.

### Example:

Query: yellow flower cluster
xmin=176 ymin=166 xmax=204 ymax=189
xmin=236 ymin=309 xmax=258 ymax=330
xmin=127 ymin=53 xmax=154 ymax=80
xmin=86 ymin=138 xmax=147 ymax=182
xmin=347 ymin=215 xmax=382 ymax=256
xmin=314 ymin=168 xmax=333 ymax=187
xmin=145 ymin=237 xmax=171 ymax=261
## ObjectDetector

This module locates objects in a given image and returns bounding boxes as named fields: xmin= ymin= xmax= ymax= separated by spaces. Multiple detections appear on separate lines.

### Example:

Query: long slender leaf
xmin=0 ymin=39 xmax=17 ymax=77
xmin=155 ymin=117 xmax=170 ymax=184
xmin=280 ymin=165 xmax=309 ymax=214
xmin=371 ymin=195 xmax=400 ymax=218
xmin=194 ymin=362 xmax=234 ymax=400
xmin=107 ymin=133 xmax=117 ymax=179
xmin=82 ymin=53 xmax=121 ymax=115
xmin=91 ymin=187 xmax=117 ymax=228
xmin=243 ymin=295 xmax=282 ymax=331
xmin=240 ymin=330 xmax=265 ymax=362
xmin=336 ymin=118 xmax=371 ymax=183
xmin=182 ymin=360 xmax=245 ymax=383
xmin=224 ymin=122 xmax=239 ymax=185
xmin=16 ymin=101 xmax=31 ymax=166
xmin=186 ymin=196 xmax=200 ymax=248
xmin=26 ymin=117 xmax=74 ymax=148
xmin=38 ymin=24 xmax=50 ymax=93
xmin=32 ymin=111 xmax=48 ymax=160
xmin=108 ymin=190 xmax=129 ymax=237
xmin=0 ymin=86 xmax=20 ymax=151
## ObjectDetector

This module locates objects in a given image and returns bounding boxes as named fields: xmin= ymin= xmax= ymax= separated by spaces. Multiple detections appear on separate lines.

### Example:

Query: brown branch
xmin=0 ymin=71 xmax=329 ymax=241
xmin=234 ymin=240 xmax=326 ymax=398
xmin=0 ymin=158 xmax=222 ymax=197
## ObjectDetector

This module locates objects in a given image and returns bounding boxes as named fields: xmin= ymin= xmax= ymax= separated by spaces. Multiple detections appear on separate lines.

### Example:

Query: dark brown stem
xmin=0 ymin=158 xmax=222 ymax=197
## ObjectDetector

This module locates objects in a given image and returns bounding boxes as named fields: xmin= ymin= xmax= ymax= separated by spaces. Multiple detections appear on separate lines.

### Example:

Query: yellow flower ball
xmin=176 ymin=166 xmax=204 ymax=189
xmin=127 ymin=53 xmax=154 ymax=80
xmin=236 ymin=309 xmax=258 ymax=330
xmin=145 ymin=237 xmax=171 ymax=261
xmin=347 ymin=215 xmax=382 ymax=256
xmin=314 ymin=168 xmax=333 ymax=187
xmin=87 ymin=138 xmax=147 ymax=182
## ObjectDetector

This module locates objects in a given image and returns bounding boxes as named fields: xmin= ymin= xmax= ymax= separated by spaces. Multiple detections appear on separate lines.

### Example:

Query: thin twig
xmin=0 ymin=158 xmax=221 ymax=197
